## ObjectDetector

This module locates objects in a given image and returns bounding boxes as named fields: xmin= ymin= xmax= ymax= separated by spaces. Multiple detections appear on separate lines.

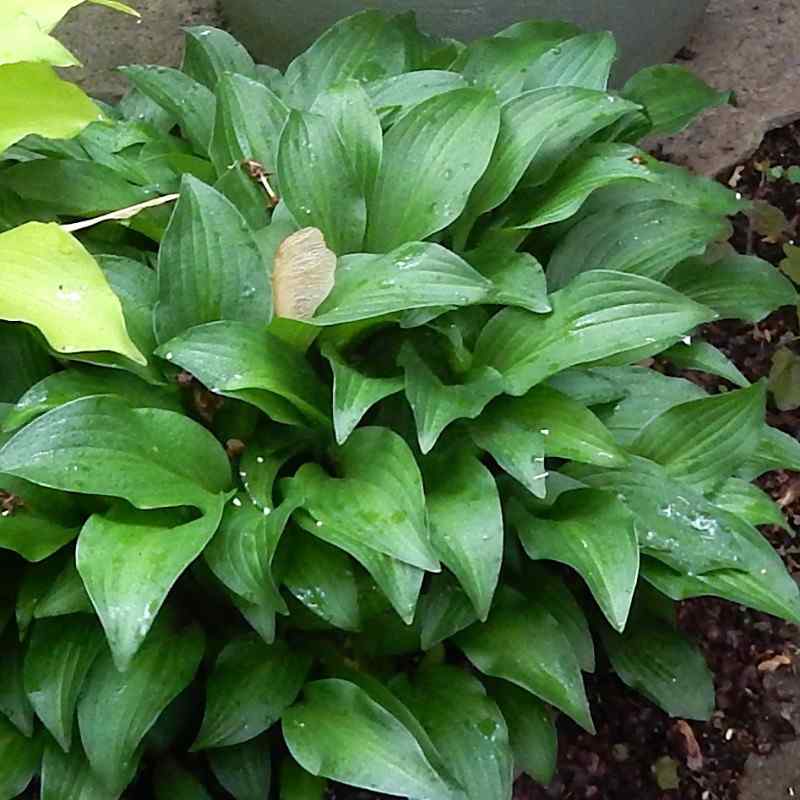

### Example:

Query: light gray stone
xmin=739 ymin=739 xmax=800 ymax=800
xmin=54 ymin=0 xmax=222 ymax=101
xmin=650 ymin=0 xmax=800 ymax=176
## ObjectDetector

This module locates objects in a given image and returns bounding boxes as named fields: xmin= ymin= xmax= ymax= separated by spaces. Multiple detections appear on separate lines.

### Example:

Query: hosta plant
xmin=1 ymin=8 xmax=800 ymax=800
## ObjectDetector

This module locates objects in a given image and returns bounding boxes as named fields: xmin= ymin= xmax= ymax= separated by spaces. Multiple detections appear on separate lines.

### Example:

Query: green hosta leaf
xmin=0 ymin=323 xmax=53 ymax=405
xmin=509 ymin=144 xmax=660 ymax=229
xmin=711 ymin=478 xmax=789 ymax=531
xmin=0 ymin=634 xmax=33 ymax=736
xmin=572 ymin=457 xmax=747 ymax=575
xmin=280 ymin=759 xmax=327 ymax=800
xmin=210 ymin=73 xmax=288 ymax=175
xmin=632 ymin=382 xmax=766 ymax=490
xmin=283 ymin=679 xmax=454 ymax=799
xmin=622 ymin=64 xmax=730 ymax=137
xmin=474 ymin=270 xmax=715 ymax=396
xmin=0 ymin=62 xmax=102 ymax=154
xmin=489 ymin=680 xmax=557 ymax=785
xmin=154 ymin=176 xmax=272 ymax=343
xmin=524 ymin=32 xmax=616 ymax=91
xmin=0 ymin=716 xmax=40 ymax=800
xmin=418 ymin=574 xmax=479 ymax=650
xmin=283 ymin=533 xmax=361 ymax=632
xmin=600 ymin=619 xmax=714 ymax=721
xmin=0 ymin=396 xmax=231 ymax=515
xmin=16 ymin=557 xmax=67 ymax=639
xmin=208 ymin=736 xmax=271 ymax=800
xmin=40 ymin=738 xmax=116 ymax=800
xmin=23 ymin=617 xmax=104 ymax=751
xmin=3 ymin=367 xmax=181 ymax=432
xmin=322 ymin=344 xmax=403 ymax=445
xmin=399 ymin=344 xmax=504 ymax=454
xmin=312 ymin=80 xmax=383 ymax=198
xmin=182 ymin=26 xmax=255 ymax=89
xmin=455 ymin=594 xmax=593 ymax=732
xmin=78 ymin=614 xmax=204 ymax=794
xmin=769 ymin=347 xmax=800 ymax=411
xmin=34 ymin=557 xmax=92 ymax=619
xmin=277 ymin=110 xmax=366 ymax=255
xmin=741 ymin=426 xmax=800 ymax=479
xmin=667 ymin=254 xmax=797 ymax=322
xmin=159 ymin=321 xmax=330 ymax=427
xmin=312 ymin=243 xmax=492 ymax=326
xmin=511 ymin=489 xmax=639 ymax=631
xmin=0 ymin=223 xmax=144 ymax=365
xmin=193 ymin=637 xmax=310 ymax=749
xmin=365 ymin=70 xmax=467 ymax=121
xmin=662 ymin=339 xmax=749 ymax=388
xmin=283 ymin=11 xmax=407 ymax=109
xmin=0 ymin=13 xmax=80 ymax=67
xmin=464 ymin=247 xmax=550 ymax=313
xmin=365 ymin=88 xmax=501 ymax=252
xmin=547 ymin=200 xmax=729 ymax=290
xmin=423 ymin=443 xmax=503 ymax=620
xmin=77 ymin=502 xmax=225 ymax=670
xmin=119 ymin=66 xmax=215 ymax=155
xmin=396 ymin=666 xmax=513 ymax=800
xmin=153 ymin=759 xmax=212 ymax=800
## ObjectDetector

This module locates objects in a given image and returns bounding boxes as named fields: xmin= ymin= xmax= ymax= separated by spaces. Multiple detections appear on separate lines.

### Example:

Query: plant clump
xmin=0 ymin=6 xmax=799 ymax=800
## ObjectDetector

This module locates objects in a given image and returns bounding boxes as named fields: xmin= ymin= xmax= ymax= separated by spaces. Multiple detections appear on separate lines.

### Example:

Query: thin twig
xmin=60 ymin=193 xmax=180 ymax=233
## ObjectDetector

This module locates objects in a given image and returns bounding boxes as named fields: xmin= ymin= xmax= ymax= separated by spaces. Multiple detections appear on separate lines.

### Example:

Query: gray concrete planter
xmin=221 ymin=0 xmax=709 ymax=81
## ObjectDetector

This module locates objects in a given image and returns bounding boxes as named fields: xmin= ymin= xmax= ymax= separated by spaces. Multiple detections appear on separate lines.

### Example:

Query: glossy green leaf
xmin=464 ymin=247 xmax=550 ymax=313
xmin=154 ymin=176 xmax=272 ymax=343
xmin=508 ymin=144 xmax=660 ymax=229
xmin=0 ymin=223 xmax=145 ymax=365
xmin=279 ymin=759 xmax=327 ymax=800
xmin=23 ymin=617 xmax=105 ymax=751
xmin=312 ymin=242 xmax=492 ymax=325
xmin=0 ymin=396 xmax=231 ymax=515
xmin=283 ymin=11 xmax=407 ymax=109
xmin=666 ymin=254 xmax=797 ymax=322
xmin=153 ymin=758 xmax=212 ymax=800
xmin=711 ymin=478 xmax=789 ymax=531
xmin=0 ymin=62 xmax=102 ymax=154
xmin=119 ymin=66 xmax=215 ymax=155
xmin=3 ymin=367 xmax=181 ymax=432
xmin=0 ymin=715 xmax=40 ymax=800
xmin=365 ymin=88 xmax=500 ymax=252
xmin=283 ymin=532 xmax=361 ymax=632
xmin=489 ymin=680 xmax=557 ymax=785
xmin=418 ymin=574 xmax=479 ymax=650
xmin=16 ymin=556 xmax=67 ymax=639
xmin=524 ymin=32 xmax=616 ymax=91
xmin=365 ymin=70 xmax=467 ymax=120
xmin=312 ymin=80 xmax=383 ymax=198
xmin=740 ymin=426 xmax=800 ymax=479
xmin=511 ymin=489 xmax=639 ymax=631
xmin=633 ymin=382 xmax=766 ymax=490
xmin=34 ymin=557 xmax=92 ymax=619
xmin=600 ymin=619 xmax=714 ymax=721
xmin=158 ymin=321 xmax=330 ymax=427
xmin=40 ymin=737 xmax=116 ymax=800
xmin=210 ymin=73 xmax=288 ymax=175
xmin=208 ymin=736 xmax=271 ymax=800
xmin=399 ymin=344 xmax=504 ymax=454
xmin=622 ymin=64 xmax=730 ymax=137
xmin=423 ymin=444 xmax=503 ymax=620
xmin=277 ymin=110 xmax=366 ymax=254
xmin=455 ymin=595 xmax=593 ymax=732
xmin=662 ymin=339 xmax=749 ymax=387
xmin=0 ymin=634 xmax=33 ymax=736
xmin=475 ymin=270 xmax=715 ymax=396
xmin=547 ymin=200 xmax=730 ymax=289
xmin=182 ymin=26 xmax=255 ymax=89
xmin=396 ymin=666 xmax=513 ymax=800
xmin=193 ymin=637 xmax=310 ymax=749
xmin=283 ymin=679 xmax=453 ymax=799
xmin=77 ymin=502 xmax=225 ymax=670
xmin=0 ymin=323 xmax=53 ymax=405
xmin=78 ymin=615 xmax=204 ymax=794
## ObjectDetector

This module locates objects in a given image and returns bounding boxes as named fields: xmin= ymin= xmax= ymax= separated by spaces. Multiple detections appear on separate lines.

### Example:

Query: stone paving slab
xmin=650 ymin=0 xmax=800 ymax=176
xmin=54 ymin=0 xmax=221 ymax=101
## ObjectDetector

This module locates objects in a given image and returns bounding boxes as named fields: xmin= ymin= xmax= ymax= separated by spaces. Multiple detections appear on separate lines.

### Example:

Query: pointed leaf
xmin=154 ymin=176 xmax=272 ymax=343
xmin=475 ymin=270 xmax=716 ymax=396
xmin=711 ymin=478 xmax=789 ymax=531
xmin=524 ymin=32 xmax=616 ymax=91
xmin=366 ymin=71 xmax=467 ymax=121
xmin=23 ymin=617 xmax=105 ymax=751
xmin=0 ymin=634 xmax=33 ymax=736
xmin=77 ymin=502 xmax=224 ymax=670
xmin=78 ymin=615 xmax=204 ymax=794
xmin=0 ymin=716 xmax=40 ymax=800
xmin=280 ymin=759 xmax=326 ymax=800
xmin=40 ymin=737 xmax=116 ymax=800
xmin=464 ymin=247 xmax=550 ymax=313
xmin=182 ymin=26 xmax=255 ymax=89
xmin=277 ymin=110 xmax=366 ymax=254
xmin=0 ymin=223 xmax=144 ymax=365
xmin=208 ymin=736 xmax=271 ymax=800
xmin=418 ymin=574 xmax=479 ymax=650
xmin=365 ymin=88 xmax=500 ymax=252
xmin=193 ymin=637 xmax=310 ymax=749
xmin=662 ymin=339 xmax=749 ymax=388
xmin=283 ymin=679 xmax=454 ymax=799
xmin=34 ymin=559 xmax=92 ymax=619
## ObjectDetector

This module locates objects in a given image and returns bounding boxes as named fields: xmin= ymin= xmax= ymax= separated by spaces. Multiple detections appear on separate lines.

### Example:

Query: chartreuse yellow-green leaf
xmin=0 ymin=223 xmax=145 ymax=365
